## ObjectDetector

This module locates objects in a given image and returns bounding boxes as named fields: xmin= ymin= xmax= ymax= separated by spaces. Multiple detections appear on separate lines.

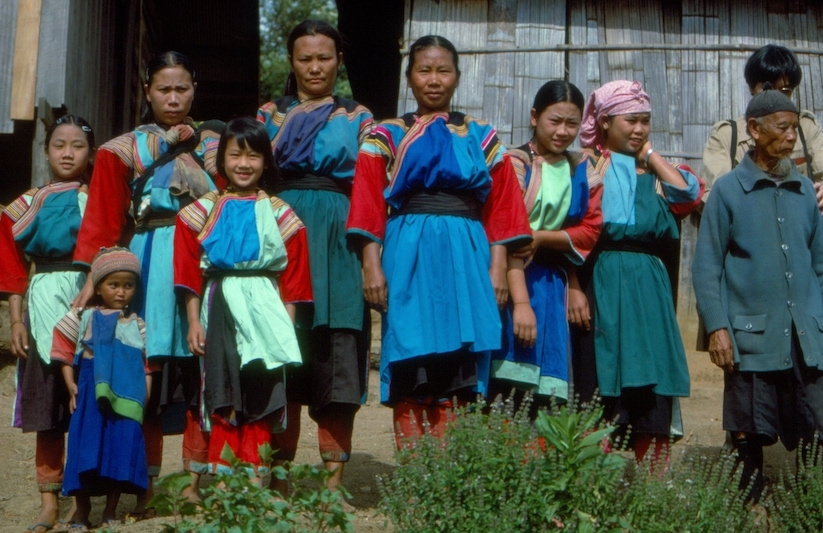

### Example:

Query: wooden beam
xmin=10 ymin=0 xmax=42 ymax=120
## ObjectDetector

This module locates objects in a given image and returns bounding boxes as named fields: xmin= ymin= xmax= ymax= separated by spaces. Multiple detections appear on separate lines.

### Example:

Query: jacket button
xmin=785 ymin=329 xmax=791 ymax=336
xmin=745 ymin=323 xmax=753 ymax=330
xmin=800 ymin=330 xmax=806 ymax=335
xmin=784 ymin=359 xmax=791 ymax=365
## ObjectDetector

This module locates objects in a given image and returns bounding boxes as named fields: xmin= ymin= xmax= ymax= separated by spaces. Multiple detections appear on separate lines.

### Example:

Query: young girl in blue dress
xmin=52 ymin=247 xmax=151 ymax=528
xmin=0 ymin=115 xmax=95 ymax=532
xmin=174 ymin=117 xmax=311 ymax=484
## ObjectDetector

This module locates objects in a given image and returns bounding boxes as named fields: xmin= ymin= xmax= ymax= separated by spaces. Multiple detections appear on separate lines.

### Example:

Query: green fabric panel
xmin=529 ymin=159 xmax=572 ymax=231
xmin=95 ymin=382 xmax=144 ymax=423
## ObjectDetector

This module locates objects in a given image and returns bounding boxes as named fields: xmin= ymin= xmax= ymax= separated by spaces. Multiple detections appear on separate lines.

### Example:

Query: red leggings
xmin=36 ymin=430 xmax=64 ymax=492
xmin=209 ymin=414 xmax=271 ymax=473
xmin=392 ymin=397 xmax=463 ymax=450
xmin=271 ymin=403 xmax=358 ymax=462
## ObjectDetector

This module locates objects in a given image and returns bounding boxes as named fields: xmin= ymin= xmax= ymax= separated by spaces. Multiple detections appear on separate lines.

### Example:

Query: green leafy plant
xmin=377 ymin=396 xmax=629 ymax=532
xmin=150 ymin=442 xmax=354 ymax=532
xmin=770 ymin=440 xmax=823 ymax=532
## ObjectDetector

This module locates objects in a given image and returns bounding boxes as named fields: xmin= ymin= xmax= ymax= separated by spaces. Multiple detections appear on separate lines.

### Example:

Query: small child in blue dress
xmin=51 ymin=247 xmax=153 ymax=528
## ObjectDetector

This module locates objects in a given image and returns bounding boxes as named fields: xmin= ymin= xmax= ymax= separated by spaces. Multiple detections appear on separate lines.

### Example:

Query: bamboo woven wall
xmin=401 ymin=0 xmax=823 ymax=348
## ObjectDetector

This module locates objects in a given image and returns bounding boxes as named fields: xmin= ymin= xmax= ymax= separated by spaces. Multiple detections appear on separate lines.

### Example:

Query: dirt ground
xmin=0 ymin=345 xmax=797 ymax=532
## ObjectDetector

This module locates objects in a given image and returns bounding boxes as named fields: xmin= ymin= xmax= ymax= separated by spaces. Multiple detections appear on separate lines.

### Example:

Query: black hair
xmin=45 ymin=114 xmax=96 ymax=181
xmin=216 ymin=117 xmax=277 ymax=190
xmin=284 ymin=20 xmax=343 ymax=97
xmin=744 ymin=44 xmax=802 ymax=90
xmin=141 ymin=51 xmax=196 ymax=124
xmin=532 ymin=80 xmax=585 ymax=117
xmin=405 ymin=35 xmax=461 ymax=79
xmin=46 ymin=114 xmax=96 ymax=151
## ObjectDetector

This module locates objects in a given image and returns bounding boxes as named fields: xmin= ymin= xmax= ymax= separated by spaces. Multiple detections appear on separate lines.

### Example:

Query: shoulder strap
xmin=129 ymin=120 xmax=224 ymax=218
xmin=798 ymin=122 xmax=813 ymax=177
xmin=728 ymin=119 xmax=738 ymax=169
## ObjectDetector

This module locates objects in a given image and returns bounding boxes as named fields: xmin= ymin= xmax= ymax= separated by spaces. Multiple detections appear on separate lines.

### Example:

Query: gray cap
xmin=745 ymin=89 xmax=798 ymax=119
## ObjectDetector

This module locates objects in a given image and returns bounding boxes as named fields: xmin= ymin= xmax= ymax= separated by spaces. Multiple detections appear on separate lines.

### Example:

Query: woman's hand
xmin=567 ymin=285 xmax=591 ymax=331
xmin=512 ymin=302 xmax=537 ymax=348
xmin=10 ymin=321 xmax=29 ymax=358
xmin=187 ymin=321 xmax=206 ymax=357
xmin=490 ymin=245 xmax=509 ymax=307
xmin=361 ymin=241 xmax=388 ymax=311
xmin=511 ymin=231 xmax=539 ymax=264
xmin=71 ymin=276 xmax=95 ymax=309
xmin=172 ymin=123 xmax=195 ymax=143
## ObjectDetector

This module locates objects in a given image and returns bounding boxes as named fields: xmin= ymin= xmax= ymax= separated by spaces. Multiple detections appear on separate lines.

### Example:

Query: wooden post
xmin=10 ymin=0 xmax=42 ymax=120
xmin=32 ymin=97 xmax=58 ymax=188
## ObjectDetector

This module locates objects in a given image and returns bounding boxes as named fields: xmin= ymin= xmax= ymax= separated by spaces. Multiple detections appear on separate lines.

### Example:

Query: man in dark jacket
xmin=694 ymin=89 xmax=823 ymax=503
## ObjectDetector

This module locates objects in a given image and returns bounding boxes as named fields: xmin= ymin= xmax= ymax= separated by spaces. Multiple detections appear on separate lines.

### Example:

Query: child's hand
xmin=187 ymin=322 xmax=206 ymax=356
xmin=10 ymin=322 xmax=29 ymax=358
xmin=512 ymin=302 xmax=537 ymax=348
xmin=511 ymin=231 xmax=539 ymax=265
xmin=67 ymin=381 xmax=78 ymax=414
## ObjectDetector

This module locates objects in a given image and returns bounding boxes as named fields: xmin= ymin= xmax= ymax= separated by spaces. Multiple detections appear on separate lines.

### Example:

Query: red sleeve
xmin=668 ymin=164 xmax=705 ymax=219
xmin=482 ymin=153 xmax=533 ymax=247
xmin=73 ymin=150 xmax=132 ymax=266
xmin=347 ymin=152 xmax=389 ymax=243
xmin=173 ymin=215 xmax=205 ymax=298
xmin=0 ymin=213 xmax=29 ymax=295
xmin=565 ymin=184 xmax=603 ymax=262
xmin=278 ymin=226 xmax=313 ymax=304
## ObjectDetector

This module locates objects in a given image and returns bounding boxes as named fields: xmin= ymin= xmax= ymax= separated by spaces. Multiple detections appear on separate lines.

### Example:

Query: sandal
xmin=124 ymin=508 xmax=156 ymax=524
xmin=66 ymin=524 xmax=90 ymax=533
xmin=26 ymin=522 xmax=54 ymax=533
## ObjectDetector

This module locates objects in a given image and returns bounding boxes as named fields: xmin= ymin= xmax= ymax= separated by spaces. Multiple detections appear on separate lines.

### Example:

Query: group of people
xmin=5 ymin=16 xmax=823 ymax=529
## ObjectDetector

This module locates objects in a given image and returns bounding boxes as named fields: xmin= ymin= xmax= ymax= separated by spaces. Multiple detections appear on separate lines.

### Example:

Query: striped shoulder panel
xmin=178 ymin=191 xmax=217 ymax=233
xmin=3 ymin=188 xmax=37 ymax=222
xmin=258 ymin=100 xmax=288 ymax=129
xmin=567 ymin=150 xmax=603 ymax=188
xmin=54 ymin=310 xmax=81 ymax=344
xmin=100 ymin=132 xmax=137 ymax=169
xmin=270 ymin=196 xmax=304 ymax=242
xmin=508 ymin=148 xmax=530 ymax=193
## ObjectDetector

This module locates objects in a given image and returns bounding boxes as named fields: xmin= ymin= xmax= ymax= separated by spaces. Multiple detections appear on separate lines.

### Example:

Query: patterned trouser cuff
xmin=38 ymin=482 xmax=62 ymax=493
xmin=210 ymin=462 xmax=269 ymax=478
xmin=183 ymin=458 xmax=210 ymax=475
xmin=320 ymin=451 xmax=350 ymax=462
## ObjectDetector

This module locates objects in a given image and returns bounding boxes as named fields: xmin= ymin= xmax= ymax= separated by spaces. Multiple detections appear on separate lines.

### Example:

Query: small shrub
xmin=621 ymin=450 xmax=758 ymax=532
xmin=377 ymin=396 xmax=628 ymax=532
xmin=771 ymin=440 xmax=823 ymax=532
xmin=150 ymin=443 xmax=354 ymax=533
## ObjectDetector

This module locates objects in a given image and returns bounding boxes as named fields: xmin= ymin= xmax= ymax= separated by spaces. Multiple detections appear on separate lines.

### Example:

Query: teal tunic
xmin=592 ymin=152 xmax=701 ymax=398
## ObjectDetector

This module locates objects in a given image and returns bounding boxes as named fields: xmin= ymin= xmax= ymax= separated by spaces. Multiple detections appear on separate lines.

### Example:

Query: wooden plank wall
xmin=402 ymin=0 xmax=823 ymax=350
xmin=0 ymin=0 xmax=19 ymax=133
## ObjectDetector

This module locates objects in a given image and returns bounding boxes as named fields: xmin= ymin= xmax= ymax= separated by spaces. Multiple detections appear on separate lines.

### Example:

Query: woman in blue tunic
xmin=489 ymin=81 xmax=603 ymax=413
xmin=577 ymin=80 xmax=704 ymax=467
xmin=347 ymin=35 xmax=532 ymax=448
xmin=257 ymin=20 xmax=373 ymax=499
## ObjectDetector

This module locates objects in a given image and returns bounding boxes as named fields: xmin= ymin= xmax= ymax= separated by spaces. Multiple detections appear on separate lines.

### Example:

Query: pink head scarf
xmin=579 ymin=80 xmax=651 ymax=149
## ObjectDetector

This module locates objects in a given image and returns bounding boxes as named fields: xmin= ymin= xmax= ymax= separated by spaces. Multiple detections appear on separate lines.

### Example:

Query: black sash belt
xmin=599 ymin=240 xmax=667 ymax=258
xmin=273 ymin=172 xmax=351 ymax=196
xmin=33 ymin=256 xmax=85 ymax=273
xmin=390 ymin=190 xmax=482 ymax=221
xmin=135 ymin=212 xmax=178 ymax=233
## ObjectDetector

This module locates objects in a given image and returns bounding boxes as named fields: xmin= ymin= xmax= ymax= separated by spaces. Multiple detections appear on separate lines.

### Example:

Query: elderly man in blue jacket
xmin=694 ymin=88 xmax=823 ymax=504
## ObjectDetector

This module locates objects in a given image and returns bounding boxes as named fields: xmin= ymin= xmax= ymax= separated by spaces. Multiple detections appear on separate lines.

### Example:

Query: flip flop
xmin=26 ymin=523 xmax=53 ymax=533
xmin=66 ymin=523 xmax=90 ymax=533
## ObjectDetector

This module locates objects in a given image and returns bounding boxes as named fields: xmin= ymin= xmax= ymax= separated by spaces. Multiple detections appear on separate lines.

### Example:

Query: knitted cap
xmin=91 ymin=246 xmax=142 ymax=287
xmin=745 ymin=89 xmax=798 ymax=119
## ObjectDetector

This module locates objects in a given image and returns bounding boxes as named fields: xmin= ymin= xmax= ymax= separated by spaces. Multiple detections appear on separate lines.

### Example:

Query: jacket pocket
xmin=732 ymin=314 xmax=767 ymax=355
